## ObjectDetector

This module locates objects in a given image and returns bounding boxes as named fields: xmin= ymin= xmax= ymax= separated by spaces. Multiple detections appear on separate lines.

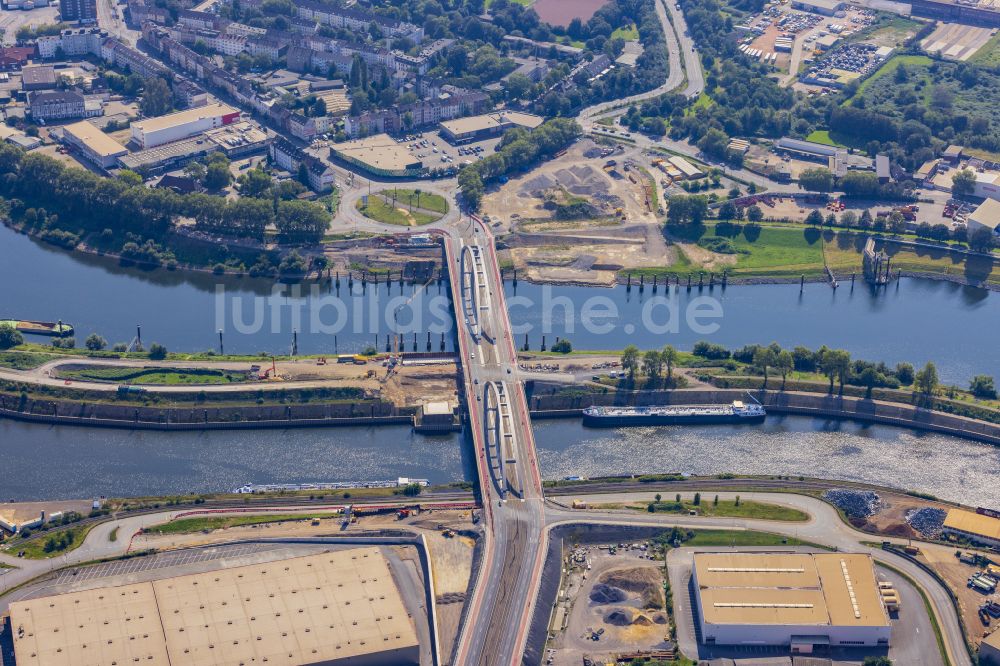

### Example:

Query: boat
xmin=0 ymin=319 xmax=74 ymax=337
xmin=582 ymin=400 xmax=766 ymax=428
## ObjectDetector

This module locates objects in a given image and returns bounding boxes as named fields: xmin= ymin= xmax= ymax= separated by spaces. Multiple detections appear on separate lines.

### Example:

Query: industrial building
xmin=943 ymin=508 xmax=1000 ymax=547
xmin=59 ymin=0 xmax=98 ymax=22
xmin=21 ymin=66 xmax=58 ymax=92
xmin=969 ymin=199 xmax=1000 ymax=238
xmin=982 ymin=629 xmax=1000 ymax=666
xmin=60 ymin=120 xmax=128 ymax=169
xmin=330 ymin=134 xmax=425 ymax=178
xmin=692 ymin=552 xmax=892 ymax=651
xmin=10 ymin=547 xmax=420 ymax=666
xmin=791 ymin=0 xmax=846 ymax=15
xmin=438 ymin=111 xmax=544 ymax=144
xmin=130 ymin=103 xmax=240 ymax=149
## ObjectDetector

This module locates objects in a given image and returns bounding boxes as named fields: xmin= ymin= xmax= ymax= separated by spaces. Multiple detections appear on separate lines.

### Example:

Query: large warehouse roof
xmin=332 ymin=134 xmax=423 ymax=172
xmin=944 ymin=508 xmax=1000 ymax=540
xmin=11 ymin=547 xmax=419 ymax=666
xmin=694 ymin=552 xmax=890 ymax=628
xmin=61 ymin=121 xmax=127 ymax=158
xmin=439 ymin=111 xmax=543 ymax=136
xmin=133 ymin=103 xmax=238 ymax=133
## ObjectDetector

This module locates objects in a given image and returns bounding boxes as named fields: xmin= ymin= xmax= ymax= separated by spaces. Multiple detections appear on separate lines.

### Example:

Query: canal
xmin=504 ymin=279 xmax=998 ymax=385
xmin=1 ymin=416 xmax=996 ymax=505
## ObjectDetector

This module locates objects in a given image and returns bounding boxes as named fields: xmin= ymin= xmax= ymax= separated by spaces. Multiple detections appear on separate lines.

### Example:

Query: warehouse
xmin=130 ymin=103 xmax=241 ymax=149
xmin=791 ymin=0 xmax=846 ymax=15
xmin=982 ymin=629 xmax=1000 ymax=666
xmin=10 ymin=547 xmax=420 ymax=666
xmin=439 ymin=111 xmax=544 ymax=144
xmin=330 ymin=133 xmax=425 ymax=177
xmin=942 ymin=508 xmax=1000 ymax=548
xmin=61 ymin=120 xmax=128 ymax=169
xmin=693 ymin=552 xmax=892 ymax=651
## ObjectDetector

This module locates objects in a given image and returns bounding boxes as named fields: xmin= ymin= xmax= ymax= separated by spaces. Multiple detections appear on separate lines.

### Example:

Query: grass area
xmin=970 ymin=30 xmax=1000 ymax=67
xmin=356 ymin=196 xmax=437 ymax=227
xmin=16 ymin=525 xmax=93 ymax=559
xmin=146 ymin=513 xmax=333 ymax=535
xmin=611 ymin=23 xmax=639 ymax=41
xmin=56 ymin=366 xmax=249 ymax=385
xmin=0 ymin=351 xmax=60 ymax=370
xmin=640 ymin=499 xmax=809 ymax=522
xmin=804 ymin=130 xmax=845 ymax=147
xmin=379 ymin=188 xmax=449 ymax=215
xmin=848 ymin=54 xmax=934 ymax=102
xmin=685 ymin=92 xmax=713 ymax=116
xmin=683 ymin=529 xmax=810 ymax=547
xmin=666 ymin=222 xmax=826 ymax=279
xmin=317 ymin=188 xmax=341 ymax=214
xmin=824 ymin=238 xmax=1000 ymax=286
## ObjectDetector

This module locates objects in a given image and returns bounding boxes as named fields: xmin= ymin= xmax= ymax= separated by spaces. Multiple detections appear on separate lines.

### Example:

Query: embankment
xmin=526 ymin=385 xmax=1000 ymax=446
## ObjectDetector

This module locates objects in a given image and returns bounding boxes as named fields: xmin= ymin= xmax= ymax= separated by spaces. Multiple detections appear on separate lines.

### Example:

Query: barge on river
xmin=0 ymin=319 xmax=73 ymax=337
xmin=582 ymin=400 xmax=766 ymax=427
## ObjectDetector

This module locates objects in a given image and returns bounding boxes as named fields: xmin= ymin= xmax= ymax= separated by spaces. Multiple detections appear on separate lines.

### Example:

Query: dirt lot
xmin=547 ymin=544 xmax=672 ymax=666
xmin=922 ymin=23 xmax=996 ymax=61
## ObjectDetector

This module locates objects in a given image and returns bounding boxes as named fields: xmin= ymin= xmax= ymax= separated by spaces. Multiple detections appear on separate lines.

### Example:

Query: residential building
xmin=29 ymin=90 xmax=93 ymax=122
xmin=59 ymin=0 xmax=98 ymax=23
xmin=269 ymin=137 xmax=335 ymax=192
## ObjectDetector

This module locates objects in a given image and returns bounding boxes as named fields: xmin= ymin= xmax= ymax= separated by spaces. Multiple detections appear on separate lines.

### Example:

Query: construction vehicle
xmin=903 ymin=545 xmax=920 ymax=556
xmin=258 ymin=358 xmax=277 ymax=380
xmin=442 ymin=528 xmax=454 ymax=538
xmin=316 ymin=357 xmax=327 ymax=365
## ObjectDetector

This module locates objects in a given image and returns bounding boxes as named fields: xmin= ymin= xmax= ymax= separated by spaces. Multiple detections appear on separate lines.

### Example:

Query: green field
xmin=17 ymin=525 xmax=93 ymax=559
xmin=847 ymin=54 xmax=933 ymax=102
xmin=683 ymin=529 xmax=810 ymax=547
xmin=380 ymin=188 xmax=449 ymax=214
xmin=611 ymin=24 xmax=639 ymax=41
xmin=0 ymin=351 xmax=60 ymax=370
xmin=356 ymin=195 xmax=439 ymax=226
xmin=665 ymin=223 xmax=826 ymax=279
xmin=970 ymin=30 xmax=1000 ymax=67
xmin=146 ymin=513 xmax=333 ymax=535
xmin=642 ymin=499 xmax=809 ymax=522
xmin=57 ymin=366 xmax=249 ymax=385
xmin=804 ymin=130 xmax=844 ymax=147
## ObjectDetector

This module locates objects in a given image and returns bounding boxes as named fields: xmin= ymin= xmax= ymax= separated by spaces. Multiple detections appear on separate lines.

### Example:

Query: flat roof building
xmin=943 ymin=508 xmax=1000 ymax=547
xmin=791 ymin=0 xmax=846 ymax=15
xmin=330 ymin=133 xmax=424 ymax=177
xmin=982 ymin=627 xmax=1000 ymax=666
xmin=61 ymin=120 xmax=127 ymax=169
xmin=10 ymin=547 xmax=420 ymax=666
xmin=131 ymin=103 xmax=240 ymax=149
xmin=21 ymin=66 xmax=58 ymax=91
xmin=693 ymin=552 xmax=891 ymax=652
xmin=439 ymin=111 xmax=544 ymax=144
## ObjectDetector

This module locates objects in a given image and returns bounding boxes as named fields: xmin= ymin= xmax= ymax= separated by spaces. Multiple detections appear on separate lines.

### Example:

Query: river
xmin=0 ymin=225 xmax=456 ymax=356
xmin=504 ymin=279 xmax=997 ymax=385
xmin=1 ymin=416 xmax=997 ymax=504
xmin=533 ymin=417 xmax=1000 ymax=506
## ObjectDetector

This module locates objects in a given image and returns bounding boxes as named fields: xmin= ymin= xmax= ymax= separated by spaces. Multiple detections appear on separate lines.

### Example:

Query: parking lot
xmin=395 ymin=130 xmax=504 ymax=170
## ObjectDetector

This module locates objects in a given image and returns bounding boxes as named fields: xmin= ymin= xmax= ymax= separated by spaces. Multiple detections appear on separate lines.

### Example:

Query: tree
xmin=970 ymin=375 xmax=997 ymax=399
xmin=402 ymin=483 xmax=422 ymax=497
xmin=718 ymin=201 xmax=738 ymax=220
xmin=805 ymin=209 xmax=825 ymax=226
xmin=915 ymin=361 xmax=938 ymax=396
xmin=951 ymin=168 xmax=976 ymax=197
xmin=0 ymin=323 xmax=23 ymax=349
xmin=693 ymin=492 xmax=701 ymax=506
xmin=713 ymin=494 xmax=719 ymax=506
xmin=642 ymin=349 xmax=663 ymax=383
xmin=148 ymin=343 xmax=168 ymax=360
xmin=746 ymin=204 xmax=763 ymax=222
xmin=968 ymin=227 xmax=996 ymax=253
xmin=753 ymin=346 xmax=776 ymax=388
xmin=775 ymin=350 xmax=793 ymax=390
xmin=237 ymin=167 xmax=272 ymax=198
xmin=662 ymin=345 xmax=677 ymax=381
xmin=857 ymin=366 xmax=880 ymax=399
xmin=798 ymin=167 xmax=834 ymax=192
xmin=551 ymin=338 xmax=572 ymax=353
xmin=862 ymin=657 xmax=892 ymax=666
xmin=84 ymin=334 xmax=107 ymax=351
xmin=818 ymin=347 xmax=850 ymax=394
xmin=140 ymin=77 xmax=173 ymax=117
xmin=204 ymin=161 xmax=232 ymax=190
xmin=621 ymin=345 xmax=640 ymax=380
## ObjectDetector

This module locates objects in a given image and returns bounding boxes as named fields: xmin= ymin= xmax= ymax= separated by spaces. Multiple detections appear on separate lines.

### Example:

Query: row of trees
xmin=458 ymin=118 xmax=581 ymax=209
xmin=619 ymin=344 xmax=680 ymax=387
xmin=0 ymin=143 xmax=330 ymax=249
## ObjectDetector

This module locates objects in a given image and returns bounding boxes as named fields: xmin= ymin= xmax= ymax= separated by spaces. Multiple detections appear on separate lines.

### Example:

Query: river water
xmin=1 ymin=416 xmax=997 ymax=504
xmin=504 ymin=279 xmax=998 ymax=385
xmin=533 ymin=417 xmax=1000 ymax=507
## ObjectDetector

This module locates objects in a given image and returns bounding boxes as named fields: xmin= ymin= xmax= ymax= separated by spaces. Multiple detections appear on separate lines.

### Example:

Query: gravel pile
xmin=906 ymin=507 xmax=947 ymax=537
xmin=824 ymin=489 xmax=882 ymax=518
